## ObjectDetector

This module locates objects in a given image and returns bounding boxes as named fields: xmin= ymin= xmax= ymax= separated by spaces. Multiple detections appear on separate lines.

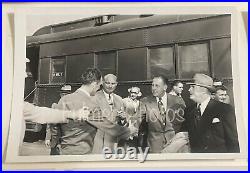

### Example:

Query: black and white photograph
xmin=3 ymin=3 xmax=248 ymax=170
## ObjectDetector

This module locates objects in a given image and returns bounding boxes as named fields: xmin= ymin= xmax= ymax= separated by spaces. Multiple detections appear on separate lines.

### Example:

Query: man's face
xmin=151 ymin=78 xmax=167 ymax=98
xmin=103 ymin=76 xmax=117 ymax=94
xmin=129 ymin=89 xmax=140 ymax=100
xmin=90 ymin=78 xmax=103 ymax=96
xmin=215 ymin=89 xmax=227 ymax=103
xmin=188 ymin=85 xmax=205 ymax=103
xmin=174 ymin=83 xmax=184 ymax=95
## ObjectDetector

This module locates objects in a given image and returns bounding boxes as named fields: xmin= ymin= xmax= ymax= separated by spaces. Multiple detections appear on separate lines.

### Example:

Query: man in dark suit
xmin=181 ymin=73 xmax=240 ymax=153
xmin=56 ymin=68 xmax=135 ymax=155
xmin=140 ymin=76 xmax=186 ymax=153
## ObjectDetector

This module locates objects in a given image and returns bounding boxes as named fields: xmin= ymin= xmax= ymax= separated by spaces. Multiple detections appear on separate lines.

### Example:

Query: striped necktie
xmin=108 ymin=94 xmax=113 ymax=110
xmin=158 ymin=97 xmax=165 ymax=115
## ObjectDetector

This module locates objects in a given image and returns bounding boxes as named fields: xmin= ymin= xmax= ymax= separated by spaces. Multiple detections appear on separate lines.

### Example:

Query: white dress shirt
xmin=169 ymin=90 xmax=177 ymax=96
xmin=199 ymin=96 xmax=211 ymax=116
xmin=103 ymin=90 xmax=114 ymax=111
xmin=103 ymin=91 xmax=114 ymax=103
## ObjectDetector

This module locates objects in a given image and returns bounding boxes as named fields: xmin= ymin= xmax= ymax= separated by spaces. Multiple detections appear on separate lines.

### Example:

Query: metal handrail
xmin=24 ymin=80 xmax=38 ymax=101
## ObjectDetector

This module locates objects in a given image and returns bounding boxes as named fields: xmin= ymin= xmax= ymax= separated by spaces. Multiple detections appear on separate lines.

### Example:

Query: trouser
xmin=50 ymin=145 xmax=60 ymax=155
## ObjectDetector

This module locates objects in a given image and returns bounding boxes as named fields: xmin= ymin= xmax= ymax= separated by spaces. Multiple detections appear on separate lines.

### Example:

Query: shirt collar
xmin=169 ymin=90 xmax=177 ymax=96
xmin=156 ymin=92 xmax=167 ymax=102
xmin=199 ymin=96 xmax=211 ymax=115
xmin=78 ymin=87 xmax=91 ymax=97
xmin=103 ymin=90 xmax=113 ymax=98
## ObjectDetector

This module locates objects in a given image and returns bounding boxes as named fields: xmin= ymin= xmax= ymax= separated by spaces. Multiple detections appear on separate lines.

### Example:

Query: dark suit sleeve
xmin=137 ymin=99 xmax=149 ymax=148
xmin=180 ymin=107 xmax=189 ymax=132
xmin=50 ymin=124 xmax=61 ymax=148
xmin=222 ymin=105 xmax=240 ymax=153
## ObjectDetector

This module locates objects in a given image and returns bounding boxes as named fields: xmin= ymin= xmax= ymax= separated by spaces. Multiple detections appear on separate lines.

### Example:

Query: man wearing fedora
xmin=181 ymin=73 xmax=239 ymax=153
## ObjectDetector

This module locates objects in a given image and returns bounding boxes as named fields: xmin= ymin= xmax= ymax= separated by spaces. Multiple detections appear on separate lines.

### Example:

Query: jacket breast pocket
xmin=211 ymin=121 xmax=224 ymax=139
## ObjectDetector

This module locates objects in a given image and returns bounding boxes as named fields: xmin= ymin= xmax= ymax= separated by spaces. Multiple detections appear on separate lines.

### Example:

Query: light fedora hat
xmin=187 ymin=73 xmax=216 ymax=92
xmin=60 ymin=85 xmax=72 ymax=93
xmin=213 ymin=81 xmax=228 ymax=91
xmin=128 ymin=86 xmax=142 ymax=97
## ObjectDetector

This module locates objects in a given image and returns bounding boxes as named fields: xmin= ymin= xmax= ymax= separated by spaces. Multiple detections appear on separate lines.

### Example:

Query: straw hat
xmin=128 ymin=87 xmax=142 ymax=97
xmin=213 ymin=81 xmax=227 ymax=91
xmin=60 ymin=85 xmax=72 ymax=93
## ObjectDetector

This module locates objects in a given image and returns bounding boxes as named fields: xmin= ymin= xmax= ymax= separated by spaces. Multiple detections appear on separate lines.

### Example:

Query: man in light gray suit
xmin=92 ymin=74 xmax=125 ymax=153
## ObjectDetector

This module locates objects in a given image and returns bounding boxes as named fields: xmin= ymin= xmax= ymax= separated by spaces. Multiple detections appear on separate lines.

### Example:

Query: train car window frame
xmin=95 ymin=51 xmax=117 ymax=76
xmin=177 ymin=41 xmax=211 ymax=79
xmin=66 ymin=53 xmax=95 ymax=84
xmin=38 ymin=57 xmax=51 ymax=84
xmin=209 ymin=37 xmax=232 ymax=79
xmin=50 ymin=56 xmax=66 ymax=84
xmin=147 ymin=45 xmax=176 ymax=80
xmin=117 ymin=48 xmax=147 ymax=82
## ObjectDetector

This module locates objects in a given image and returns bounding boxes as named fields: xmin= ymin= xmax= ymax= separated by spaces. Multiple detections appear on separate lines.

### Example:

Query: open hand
xmin=45 ymin=140 xmax=51 ymax=148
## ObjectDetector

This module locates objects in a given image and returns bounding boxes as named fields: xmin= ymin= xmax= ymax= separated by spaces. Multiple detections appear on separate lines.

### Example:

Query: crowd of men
xmin=38 ymin=68 xmax=240 ymax=155
xmin=21 ymin=56 xmax=239 ymax=155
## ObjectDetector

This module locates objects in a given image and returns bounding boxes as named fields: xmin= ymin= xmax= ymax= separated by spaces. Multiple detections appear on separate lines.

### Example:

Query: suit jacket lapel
xmin=100 ymin=90 xmax=111 ymax=110
xmin=196 ymin=99 xmax=216 ymax=136
xmin=148 ymin=96 xmax=163 ymax=124
xmin=166 ymin=93 xmax=171 ymax=109
xmin=113 ymin=94 xmax=121 ymax=110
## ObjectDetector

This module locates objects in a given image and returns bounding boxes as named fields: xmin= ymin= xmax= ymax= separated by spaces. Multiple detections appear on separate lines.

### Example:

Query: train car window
xmin=50 ymin=57 xmax=66 ymax=83
xmin=118 ymin=48 xmax=147 ymax=81
xmin=211 ymin=38 xmax=232 ymax=78
xmin=96 ymin=51 xmax=117 ymax=76
xmin=66 ymin=54 xmax=94 ymax=83
xmin=179 ymin=43 xmax=209 ymax=78
xmin=148 ymin=46 xmax=175 ymax=79
xmin=38 ymin=58 xmax=50 ymax=84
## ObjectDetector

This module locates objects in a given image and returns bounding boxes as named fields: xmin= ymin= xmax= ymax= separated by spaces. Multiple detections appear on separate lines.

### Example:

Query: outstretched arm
xmin=23 ymin=102 xmax=71 ymax=124
xmin=23 ymin=102 xmax=87 ymax=124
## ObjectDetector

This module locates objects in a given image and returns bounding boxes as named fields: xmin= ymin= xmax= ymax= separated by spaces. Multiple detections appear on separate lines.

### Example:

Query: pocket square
xmin=212 ymin=118 xmax=220 ymax=123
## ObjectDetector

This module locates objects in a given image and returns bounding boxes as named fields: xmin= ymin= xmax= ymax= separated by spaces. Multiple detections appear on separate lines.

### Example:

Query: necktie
xmin=158 ymin=97 xmax=165 ymax=115
xmin=196 ymin=104 xmax=201 ymax=120
xmin=108 ymin=94 xmax=113 ymax=110
xmin=158 ymin=97 xmax=167 ymax=126
xmin=194 ymin=104 xmax=201 ymax=127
